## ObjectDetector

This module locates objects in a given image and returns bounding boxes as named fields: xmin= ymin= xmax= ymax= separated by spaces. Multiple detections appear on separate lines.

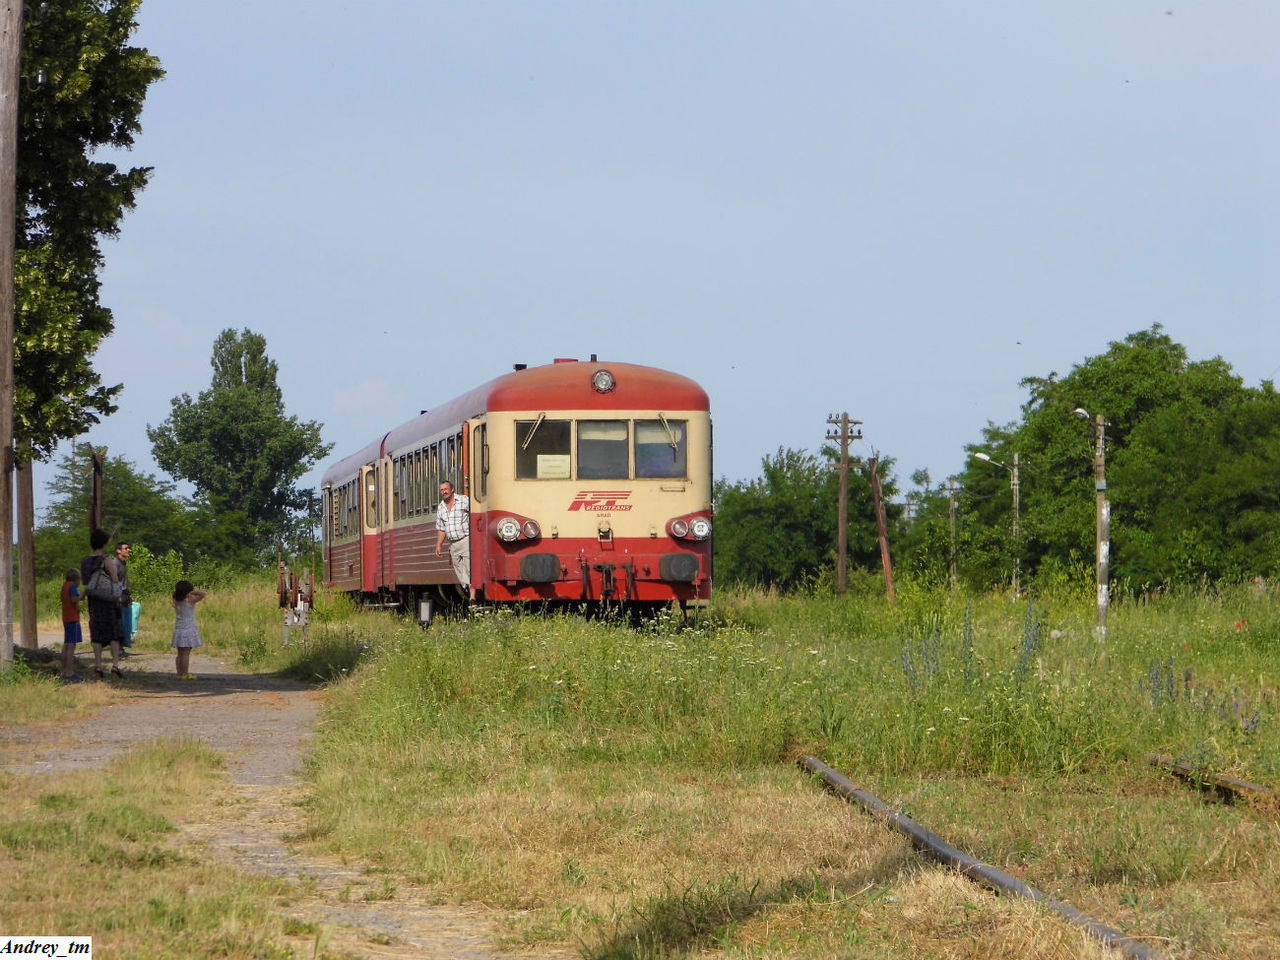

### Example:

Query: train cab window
xmin=578 ymin=420 xmax=629 ymax=479
xmin=636 ymin=419 xmax=688 ymax=478
xmin=516 ymin=418 xmax=571 ymax=479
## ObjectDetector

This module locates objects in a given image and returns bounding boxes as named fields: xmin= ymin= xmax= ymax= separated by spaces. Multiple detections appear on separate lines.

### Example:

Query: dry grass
xmin=0 ymin=738 xmax=310 ymax=959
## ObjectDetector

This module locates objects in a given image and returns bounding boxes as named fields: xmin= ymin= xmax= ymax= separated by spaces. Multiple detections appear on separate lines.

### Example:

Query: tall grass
xmin=313 ymin=581 xmax=1280 ymax=782
xmin=289 ymin=580 xmax=1280 ymax=956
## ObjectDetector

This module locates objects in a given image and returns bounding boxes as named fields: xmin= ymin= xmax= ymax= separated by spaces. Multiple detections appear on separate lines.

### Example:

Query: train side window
xmin=474 ymin=424 xmax=487 ymax=500
xmin=414 ymin=449 xmax=424 ymax=516
xmin=636 ymin=419 xmax=688 ymax=478
xmin=578 ymin=420 xmax=629 ymax=479
xmin=516 ymin=419 xmax=571 ymax=479
xmin=365 ymin=470 xmax=378 ymax=529
xmin=394 ymin=457 xmax=406 ymax=520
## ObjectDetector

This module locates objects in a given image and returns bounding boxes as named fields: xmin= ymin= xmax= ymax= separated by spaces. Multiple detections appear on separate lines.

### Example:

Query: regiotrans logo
xmin=568 ymin=490 xmax=633 ymax=511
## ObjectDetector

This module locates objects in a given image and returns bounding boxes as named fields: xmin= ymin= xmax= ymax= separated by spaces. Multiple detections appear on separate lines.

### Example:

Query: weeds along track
xmin=798 ymin=755 xmax=1171 ymax=960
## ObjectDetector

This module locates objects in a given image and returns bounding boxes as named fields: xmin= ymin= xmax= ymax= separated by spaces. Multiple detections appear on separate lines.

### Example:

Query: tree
xmin=34 ymin=446 xmax=193 ymax=580
xmin=714 ymin=447 xmax=897 ymax=591
xmin=147 ymin=329 xmax=333 ymax=558
xmin=942 ymin=325 xmax=1276 ymax=589
xmin=16 ymin=0 xmax=163 ymax=455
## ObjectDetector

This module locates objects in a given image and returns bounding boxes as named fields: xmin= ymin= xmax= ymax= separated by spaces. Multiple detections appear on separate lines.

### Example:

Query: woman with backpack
xmin=81 ymin=528 xmax=124 ymax=679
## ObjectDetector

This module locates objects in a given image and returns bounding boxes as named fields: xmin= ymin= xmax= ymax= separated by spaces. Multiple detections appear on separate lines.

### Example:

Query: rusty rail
xmin=1148 ymin=754 xmax=1275 ymax=803
xmin=799 ymin=755 xmax=1170 ymax=960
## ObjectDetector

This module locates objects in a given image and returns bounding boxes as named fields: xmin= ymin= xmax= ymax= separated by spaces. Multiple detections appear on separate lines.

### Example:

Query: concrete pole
xmin=1011 ymin=452 xmax=1020 ymax=597
xmin=1093 ymin=414 xmax=1109 ymax=641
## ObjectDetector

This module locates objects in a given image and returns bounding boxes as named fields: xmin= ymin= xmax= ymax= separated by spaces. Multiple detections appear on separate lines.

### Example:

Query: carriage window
xmin=516 ymin=419 xmax=571 ymax=479
xmin=636 ymin=419 xmax=687 ymax=478
xmin=578 ymin=420 xmax=629 ymax=479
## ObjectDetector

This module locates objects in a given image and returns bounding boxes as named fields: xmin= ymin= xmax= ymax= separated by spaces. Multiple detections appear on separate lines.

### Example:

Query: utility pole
xmin=0 ymin=0 xmax=21 ymax=668
xmin=1073 ymin=409 xmax=1109 ymax=643
xmin=825 ymin=412 xmax=861 ymax=594
xmin=868 ymin=454 xmax=895 ymax=602
xmin=16 ymin=443 xmax=34 ymax=649
xmin=1092 ymin=415 xmax=1109 ymax=641
xmin=1010 ymin=452 xmax=1020 ymax=597
xmin=947 ymin=475 xmax=958 ymax=589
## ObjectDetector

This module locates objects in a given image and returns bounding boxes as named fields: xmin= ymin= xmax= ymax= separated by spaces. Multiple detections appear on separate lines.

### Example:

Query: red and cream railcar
xmin=321 ymin=358 xmax=712 ymax=616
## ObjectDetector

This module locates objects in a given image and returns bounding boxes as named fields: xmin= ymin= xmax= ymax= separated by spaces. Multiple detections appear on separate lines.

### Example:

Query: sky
xmin=45 ymin=1 xmax=1278 ymax=516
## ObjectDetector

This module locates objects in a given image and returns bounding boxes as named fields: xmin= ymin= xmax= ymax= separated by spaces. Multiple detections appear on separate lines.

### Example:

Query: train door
xmin=378 ymin=456 xmax=394 ymax=589
xmin=469 ymin=419 xmax=487 ymax=593
xmin=360 ymin=463 xmax=379 ymax=593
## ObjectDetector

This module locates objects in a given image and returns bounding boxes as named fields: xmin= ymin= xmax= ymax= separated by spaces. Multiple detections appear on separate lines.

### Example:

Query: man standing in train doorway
xmin=435 ymin=480 xmax=475 ymax=601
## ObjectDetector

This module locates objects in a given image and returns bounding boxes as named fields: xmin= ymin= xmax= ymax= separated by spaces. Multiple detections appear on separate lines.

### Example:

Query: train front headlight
xmin=521 ymin=519 xmax=541 ymax=540
xmin=668 ymin=518 xmax=690 ymax=539
xmin=689 ymin=517 xmax=712 ymax=540
xmin=495 ymin=517 xmax=521 ymax=542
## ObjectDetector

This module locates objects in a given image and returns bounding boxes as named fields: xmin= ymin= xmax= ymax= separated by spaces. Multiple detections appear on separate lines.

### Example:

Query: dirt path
xmin=4 ymin=640 xmax=576 ymax=960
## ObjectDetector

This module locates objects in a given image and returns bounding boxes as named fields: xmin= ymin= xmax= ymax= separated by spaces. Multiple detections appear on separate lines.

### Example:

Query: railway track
xmin=798 ymin=756 xmax=1171 ymax=960
xmin=1148 ymin=753 xmax=1276 ymax=804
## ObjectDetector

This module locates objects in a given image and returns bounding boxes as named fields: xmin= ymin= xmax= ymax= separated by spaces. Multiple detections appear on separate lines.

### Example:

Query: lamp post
xmin=973 ymin=451 xmax=1020 ymax=596
xmin=1074 ymin=409 xmax=1109 ymax=642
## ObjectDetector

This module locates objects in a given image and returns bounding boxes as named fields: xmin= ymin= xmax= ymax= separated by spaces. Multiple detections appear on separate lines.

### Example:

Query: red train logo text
xmin=568 ymin=490 xmax=634 ymax=512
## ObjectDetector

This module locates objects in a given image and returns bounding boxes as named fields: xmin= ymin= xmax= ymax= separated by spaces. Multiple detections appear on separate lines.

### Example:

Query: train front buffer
xmin=478 ymin=493 xmax=712 ymax=604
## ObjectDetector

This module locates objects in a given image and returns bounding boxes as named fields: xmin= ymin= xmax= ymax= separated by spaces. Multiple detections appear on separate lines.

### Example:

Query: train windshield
xmin=578 ymin=420 xmax=629 ymax=478
xmin=636 ymin=419 xmax=687 ymax=478
xmin=516 ymin=419 xmax=571 ymax=479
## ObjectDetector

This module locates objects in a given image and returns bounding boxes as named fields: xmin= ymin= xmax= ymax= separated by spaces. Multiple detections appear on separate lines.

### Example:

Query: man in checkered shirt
xmin=434 ymin=480 xmax=474 ymax=599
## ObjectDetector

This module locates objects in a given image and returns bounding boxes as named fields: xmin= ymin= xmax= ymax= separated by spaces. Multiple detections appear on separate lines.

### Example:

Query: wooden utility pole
xmin=89 ymin=445 xmax=105 ymax=532
xmin=16 ymin=442 xmax=34 ymax=649
xmin=947 ymin=475 xmax=958 ymax=589
xmin=825 ymin=412 xmax=861 ymax=594
xmin=0 ymin=0 xmax=21 ymax=668
xmin=868 ymin=454 xmax=895 ymax=602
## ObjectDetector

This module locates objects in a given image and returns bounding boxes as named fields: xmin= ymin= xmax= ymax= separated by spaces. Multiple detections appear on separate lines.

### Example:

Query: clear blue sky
xmin=49 ymin=1 xmax=1278 ymax=514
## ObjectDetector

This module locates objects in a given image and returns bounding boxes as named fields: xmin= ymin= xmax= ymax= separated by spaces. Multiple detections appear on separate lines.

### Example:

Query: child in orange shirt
xmin=61 ymin=568 xmax=84 ymax=682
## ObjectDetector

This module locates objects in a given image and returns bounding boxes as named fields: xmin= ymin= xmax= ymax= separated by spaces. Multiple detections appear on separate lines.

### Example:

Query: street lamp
xmin=1074 ymin=408 xmax=1109 ymax=642
xmin=973 ymin=451 xmax=1020 ymax=596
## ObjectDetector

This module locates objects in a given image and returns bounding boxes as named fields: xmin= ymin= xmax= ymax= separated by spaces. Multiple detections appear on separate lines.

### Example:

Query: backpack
xmin=84 ymin=562 xmax=121 ymax=604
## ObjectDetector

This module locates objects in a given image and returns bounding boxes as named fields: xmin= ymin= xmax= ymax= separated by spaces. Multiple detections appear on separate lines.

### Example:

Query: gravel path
xmin=3 ymin=639 xmax=575 ymax=960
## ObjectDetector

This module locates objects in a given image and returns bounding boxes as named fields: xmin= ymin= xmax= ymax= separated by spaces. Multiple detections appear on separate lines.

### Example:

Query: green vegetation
xmin=7 ymin=574 xmax=1280 ymax=957
xmin=899 ymin=325 xmax=1280 ymax=590
xmin=289 ymin=581 xmax=1280 ymax=957
xmin=16 ymin=0 xmax=163 ymax=457
xmin=148 ymin=328 xmax=332 ymax=560
xmin=714 ymin=447 xmax=899 ymax=589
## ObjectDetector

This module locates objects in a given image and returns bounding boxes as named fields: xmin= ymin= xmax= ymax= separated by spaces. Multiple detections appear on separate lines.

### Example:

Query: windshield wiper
xmin=520 ymin=413 xmax=546 ymax=451
xmin=658 ymin=413 xmax=679 ymax=452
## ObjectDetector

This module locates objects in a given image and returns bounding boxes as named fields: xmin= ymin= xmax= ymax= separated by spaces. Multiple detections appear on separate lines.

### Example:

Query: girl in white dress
xmin=172 ymin=580 xmax=207 ymax=679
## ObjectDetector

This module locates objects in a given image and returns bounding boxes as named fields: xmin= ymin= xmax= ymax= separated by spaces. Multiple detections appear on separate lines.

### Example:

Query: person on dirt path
xmin=115 ymin=541 xmax=134 ymax=650
xmin=171 ymin=580 xmax=207 ymax=680
xmin=81 ymin=528 xmax=124 ymax=679
xmin=434 ymin=480 xmax=475 ymax=601
xmin=60 ymin=568 xmax=85 ymax=682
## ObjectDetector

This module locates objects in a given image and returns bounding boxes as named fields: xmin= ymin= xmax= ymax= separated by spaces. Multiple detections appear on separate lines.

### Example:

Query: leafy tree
xmin=714 ymin=447 xmax=897 ymax=590
xmin=938 ymin=325 xmax=1276 ymax=589
xmin=16 ymin=1 xmax=163 ymax=456
xmin=147 ymin=329 xmax=332 ymax=558
xmin=34 ymin=446 xmax=193 ymax=580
